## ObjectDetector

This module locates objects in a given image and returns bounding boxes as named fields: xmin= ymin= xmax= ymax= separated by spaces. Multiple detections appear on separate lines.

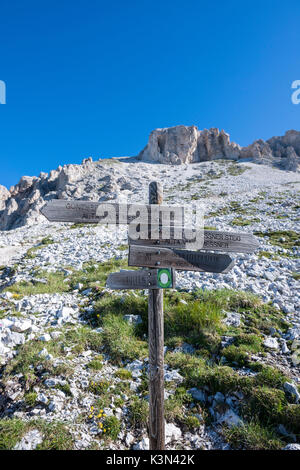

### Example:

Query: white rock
xmin=223 ymin=311 xmax=241 ymax=327
xmin=263 ymin=337 xmax=279 ymax=350
xmin=2 ymin=330 xmax=25 ymax=347
xmin=14 ymin=430 xmax=43 ymax=450
xmin=217 ymin=409 xmax=243 ymax=427
xmin=133 ymin=437 xmax=149 ymax=450
xmin=123 ymin=314 xmax=142 ymax=325
xmin=57 ymin=306 xmax=75 ymax=319
xmin=125 ymin=433 xmax=135 ymax=447
xmin=165 ymin=422 xmax=182 ymax=444
xmin=38 ymin=348 xmax=49 ymax=357
xmin=283 ymin=443 xmax=300 ymax=450
xmin=283 ymin=382 xmax=300 ymax=403
xmin=10 ymin=320 xmax=32 ymax=333
xmin=38 ymin=333 xmax=51 ymax=342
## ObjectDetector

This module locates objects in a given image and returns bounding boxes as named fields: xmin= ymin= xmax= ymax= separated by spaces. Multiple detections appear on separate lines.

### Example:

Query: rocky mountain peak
xmin=139 ymin=125 xmax=300 ymax=171
xmin=138 ymin=125 xmax=241 ymax=164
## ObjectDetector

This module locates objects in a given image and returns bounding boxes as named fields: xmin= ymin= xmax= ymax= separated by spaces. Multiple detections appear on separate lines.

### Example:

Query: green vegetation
xmin=227 ymin=164 xmax=250 ymax=176
xmin=231 ymin=217 xmax=260 ymax=227
xmin=164 ymin=387 xmax=192 ymax=424
xmin=1 ymin=282 xmax=297 ymax=450
xmin=224 ymin=422 xmax=283 ymax=450
xmin=25 ymin=237 xmax=55 ymax=259
xmin=0 ymin=419 xmax=74 ymax=450
xmin=254 ymin=230 xmax=300 ymax=250
xmin=4 ymin=257 xmax=129 ymax=298
xmin=129 ymin=396 xmax=149 ymax=427
xmin=102 ymin=416 xmax=121 ymax=440
xmin=257 ymin=250 xmax=279 ymax=260
xmin=101 ymin=314 xmax=148 ymax=364
xmin=115 ymin=368 xmax=132 ymax=380
xmin=24 ymin=392 xmax=37 ymax=407
xmin=184 ymin=415 xmax=202 ymax=430
xmin=87 ymin=356 xmax=104 ymax=370
xmin=4 ymin=326 xmax=102 ymax=387
xmin=55 ymin=383 xmax=73 ymax=397
xmin=89 ymin=380 xmax=110 ymax=395
xmin=118 ymin=244 xmax=128 ymax=251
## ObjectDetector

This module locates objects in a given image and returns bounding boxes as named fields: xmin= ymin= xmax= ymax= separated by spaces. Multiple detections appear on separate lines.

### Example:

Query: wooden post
xmin=148 ymin=181 xmax=165 ymax=450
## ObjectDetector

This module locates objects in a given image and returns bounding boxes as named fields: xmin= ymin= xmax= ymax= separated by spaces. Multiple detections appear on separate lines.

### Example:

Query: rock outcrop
xmin=0 ymin=158 xmax=124 ymax=231
xmin=139 ymin=126 xmax=300 ymax=171
xmin=0 ymin=185 xmax=9 ymax=212
xmin=138 ymin=126 xmax=241 ymax=164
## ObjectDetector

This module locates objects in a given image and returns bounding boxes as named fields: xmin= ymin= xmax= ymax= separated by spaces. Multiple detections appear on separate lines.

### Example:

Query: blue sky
xmin=0 ymin=0 xmax=299 ymax=188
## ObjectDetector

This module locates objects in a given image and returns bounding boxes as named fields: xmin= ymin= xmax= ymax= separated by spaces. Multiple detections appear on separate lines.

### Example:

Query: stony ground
xmin=0 ymin=159 xmax=299 ymax=450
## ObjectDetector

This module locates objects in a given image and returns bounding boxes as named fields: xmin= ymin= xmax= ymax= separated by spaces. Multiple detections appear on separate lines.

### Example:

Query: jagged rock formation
xmin=0 ymin=159 xmax=129 ymax=231
xmin=0 ymin=185 xmax=9 ymax=212
xmin=138 ymin=126 xmax=241 ymax=164
xmin=139 ymin=126 xmax=300 ymax=171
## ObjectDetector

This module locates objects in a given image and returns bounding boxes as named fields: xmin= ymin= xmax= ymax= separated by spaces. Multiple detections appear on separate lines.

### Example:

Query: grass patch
xmin=24 ymin=392 xmax=37 ymax=407
xmin=227 ymin=164 xmax=250 ymax=176
xmin=257 ymin=250 xmax=279 ymax=260
xmin=102 ymin=314 xmax=148 ymax=365
xmin=241 ymin=387 xmax=287 ymax=424
xmin=231 ymin=217 xmax=260 ymax=227
xmin=224 ymin=422 xmax=283 ymax=450
xmin=3 ymin=326 xmax=102 ymax=388
xmin=115 ymin=368 xmax=132 ymax=380
xmin=55 ymin=383 xmax=73 ymax=397
xmin=5 ymin=257 xmax=129 ymax=297
xmin=89 ymin=380 xmax=110 ymax=395
xmin=24 ymin=237 xmax=55 ymax=260
xmin=254 ymin=230 xmax=300 ymax=250
xmin=102 ymin=416 xmax=121 ymax=441
xmin=164 ymin=386 xmax=192 ymax=424
xmin=0 ymin=418 xmax=74 ymax=450
xmin=87 ymin=357 xmax=104 ymax=371
xmin=129 ymin=396 xmax=149 ymax=428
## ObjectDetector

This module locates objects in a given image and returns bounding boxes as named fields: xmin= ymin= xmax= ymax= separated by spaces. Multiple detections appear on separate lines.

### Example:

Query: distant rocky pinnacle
xmin=0 ymin=126 xmax=299 ymax=231
xmin=139 ymin=126 xmax=300 ymax=171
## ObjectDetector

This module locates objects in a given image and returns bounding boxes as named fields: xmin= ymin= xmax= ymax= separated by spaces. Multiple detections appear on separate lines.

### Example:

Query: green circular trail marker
xmin=157 ymin=268 xmax=172 ymax=288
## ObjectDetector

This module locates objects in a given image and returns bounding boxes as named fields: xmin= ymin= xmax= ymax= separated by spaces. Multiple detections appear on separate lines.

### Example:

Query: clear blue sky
xmin=0 ymin=0 xmax=299 ymax=188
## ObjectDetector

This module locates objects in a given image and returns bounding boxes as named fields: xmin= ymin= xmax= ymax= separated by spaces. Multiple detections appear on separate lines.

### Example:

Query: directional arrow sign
xmin=128 ymin=245 xmax=235 ymax=273
xmin=40 ymin=200 xmax=185 ymax=225
xmin=106 ymin=268 xmax=176 ymax=289
xmin=129 ymin=225 xmax=259 ymax=253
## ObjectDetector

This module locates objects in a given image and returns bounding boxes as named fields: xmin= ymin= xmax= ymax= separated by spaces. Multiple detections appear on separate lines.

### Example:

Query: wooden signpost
xmin=129 ymin=225 xmax=259 ymax=253
xmin=107 ymin=268 xmax=175 ymax=290
xmin=128 ymin=245 xmax=235 ymax=273
xmin=40 ymin=199 xmax=185 ymax=226
xmin=41 ymin=181 xmax=259 ymax=451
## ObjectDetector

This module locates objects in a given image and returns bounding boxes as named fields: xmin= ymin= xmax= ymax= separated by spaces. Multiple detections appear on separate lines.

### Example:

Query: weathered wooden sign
xmin=40 ymin=181 xmax=259 ymax=452
xmin=128 ymin=245 xmax=234 ymax=273
xmin=129 ymin=225 xmax=259 ymax=253
xmin=41 ymin=199 xmax=185 ymax=226
xmin=106 ymin=268 xmax=175 ymax=290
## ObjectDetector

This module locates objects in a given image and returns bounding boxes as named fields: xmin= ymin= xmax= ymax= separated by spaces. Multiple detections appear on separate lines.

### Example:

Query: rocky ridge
xmin=139 ymin=127 xmax=300 ymax=171
xmin=0 ymin=127 xmax=299 ymax=232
